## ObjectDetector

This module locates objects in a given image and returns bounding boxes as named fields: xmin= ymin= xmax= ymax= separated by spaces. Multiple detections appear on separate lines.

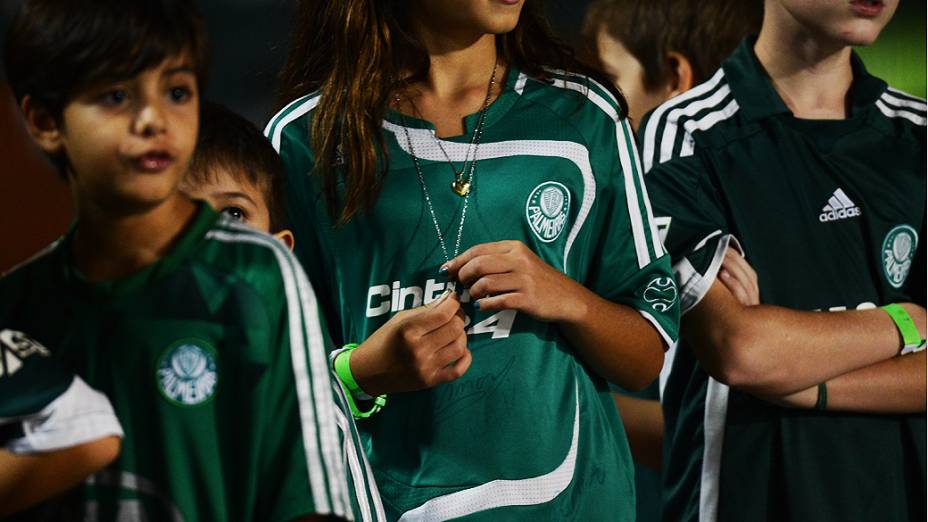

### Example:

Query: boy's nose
xmin=132 ymin=105 xmax=167 ymax=137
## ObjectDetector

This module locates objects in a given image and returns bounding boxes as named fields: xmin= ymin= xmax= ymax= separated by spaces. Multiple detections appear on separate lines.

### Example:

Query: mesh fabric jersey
xmin=267 ymin=66 xmax=680 ymax=520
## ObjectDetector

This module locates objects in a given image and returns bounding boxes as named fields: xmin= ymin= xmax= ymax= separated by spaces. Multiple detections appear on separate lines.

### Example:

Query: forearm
xmin=560 ymin=283 xmax=664 ymax=390
xmin=687 ymin=282 xmax=917 ymax=395
xmin=0 ymin=436 xmax=120 ymax=516
xmin=612 ymin=393 xmax=663 ymax=470
xmin=823 ymin=351 xmax=926 ymax=413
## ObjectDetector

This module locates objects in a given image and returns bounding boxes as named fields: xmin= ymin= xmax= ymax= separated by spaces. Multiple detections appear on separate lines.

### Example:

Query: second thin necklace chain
xmin=397 ymin=60 xmax=499 ymax=263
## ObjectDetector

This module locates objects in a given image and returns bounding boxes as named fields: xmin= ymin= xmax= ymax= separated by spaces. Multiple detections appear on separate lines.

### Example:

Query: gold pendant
xmin=451 ymin=179 xmax=471 ymax=197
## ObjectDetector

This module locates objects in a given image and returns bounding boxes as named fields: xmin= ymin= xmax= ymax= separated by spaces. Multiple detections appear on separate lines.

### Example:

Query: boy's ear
xmin=21 ymin=95 xmax=64 ymax=154
xmin=665 ymin=51 xmax=695 ymax=98
xmin=273 ymin=229 xmax=295 ymax=251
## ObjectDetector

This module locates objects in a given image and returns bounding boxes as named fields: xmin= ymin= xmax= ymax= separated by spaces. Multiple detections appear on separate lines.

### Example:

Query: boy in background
xmin=583 ymin=2 xmax=762 ymax=521
xmin=181 ymin=102 xmax=294 ymax=248
xmin=641 ymin=0 xmax=925 ymax=520
xmin=585 ymin=0 xmax=762 ymax=129
xmin=1 ymin=1 xmax=383 ymax=520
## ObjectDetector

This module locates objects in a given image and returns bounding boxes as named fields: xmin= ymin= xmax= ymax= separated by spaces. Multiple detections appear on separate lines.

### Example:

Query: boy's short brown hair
xmin=584 ymin=0 xmax=763 ymax=90
xmin=187 ymin=102 xmax=288 ymax=232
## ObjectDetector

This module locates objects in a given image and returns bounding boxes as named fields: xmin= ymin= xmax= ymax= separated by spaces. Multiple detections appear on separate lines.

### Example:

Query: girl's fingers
xmin=455 ymin=254 xmax=513 ymax=287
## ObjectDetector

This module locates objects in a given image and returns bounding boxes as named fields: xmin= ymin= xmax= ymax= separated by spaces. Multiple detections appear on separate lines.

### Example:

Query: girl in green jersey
xmin=269 ymin=0 xmax=680 ymax=519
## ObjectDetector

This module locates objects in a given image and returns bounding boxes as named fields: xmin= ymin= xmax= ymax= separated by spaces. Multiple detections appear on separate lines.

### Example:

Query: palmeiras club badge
xmin=156 ymin=339 xmax=219 ymax=406
xmin=882 ymin=225 xmax=918 ymax=289
xmin=526 ymin=181 xmax=571 ymax=243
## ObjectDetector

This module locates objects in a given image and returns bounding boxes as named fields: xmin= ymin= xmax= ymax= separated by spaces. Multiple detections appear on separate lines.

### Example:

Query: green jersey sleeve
xmin=580 ymin=96 xmax=679 ymax=347
xmin=263 ymin=95 xmax=346 ymax=347
xmin=236 ymin=228 xmax=350 ymax=522
xmin=639 ymin=111 xmax=736 ymax=314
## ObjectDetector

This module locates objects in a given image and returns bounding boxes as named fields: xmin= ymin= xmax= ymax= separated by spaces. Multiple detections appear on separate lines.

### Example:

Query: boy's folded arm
xmin=683 ymin=279 xmax=923 ymax=396
xmin=0 ymin=435 xmax=121 ymax=517
xmin=761 ymin=350 xmax=926 ymax=414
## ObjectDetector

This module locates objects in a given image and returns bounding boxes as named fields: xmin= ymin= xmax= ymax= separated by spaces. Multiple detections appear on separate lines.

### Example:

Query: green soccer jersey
xmin=1 ymin=325 xmax=122 ymax=453
xmin=0 ymin=203 xmax=384 ymax=522
xmin=266 ymin=67 xmax=680 ymax=520
xmin=640 ymin=39 xmax=926 ymax=522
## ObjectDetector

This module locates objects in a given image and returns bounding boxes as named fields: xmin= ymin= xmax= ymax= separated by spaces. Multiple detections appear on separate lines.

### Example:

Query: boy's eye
xmin=169 ymin=86 xmax=192 ymax=103
xmin=99 ymin=89 xmax=128 ymax=106
xmin=221 ymin=207 xmax=246 ymax=221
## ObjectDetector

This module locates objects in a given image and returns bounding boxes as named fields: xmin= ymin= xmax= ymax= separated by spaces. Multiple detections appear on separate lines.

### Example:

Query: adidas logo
xmin=819 ymin=188 xmax=861 ymax=222
xmin=0 ymin=329 xmax=50 ymax=378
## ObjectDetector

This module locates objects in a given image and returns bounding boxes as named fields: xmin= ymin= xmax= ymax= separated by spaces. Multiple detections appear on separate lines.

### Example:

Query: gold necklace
xmin=394 ymin=60 xmax=498 ymax=197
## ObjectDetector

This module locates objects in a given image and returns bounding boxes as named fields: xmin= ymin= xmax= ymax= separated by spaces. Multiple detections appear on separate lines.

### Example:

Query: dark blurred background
xmin=0 ymin=0 xmax=925 ymax=272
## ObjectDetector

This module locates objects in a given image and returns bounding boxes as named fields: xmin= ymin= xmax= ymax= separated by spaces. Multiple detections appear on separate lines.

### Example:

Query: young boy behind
xmin=180 ymin=101 xmax=294 ymax=248
xmin=1 ymin=1 xmax=382 ymax=520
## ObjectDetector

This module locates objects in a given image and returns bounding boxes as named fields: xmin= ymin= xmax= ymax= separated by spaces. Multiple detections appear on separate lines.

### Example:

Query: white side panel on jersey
xmin=397 ymin=380 xmax=580 ymax=521
xmin=206 ymin=225 xmax=352 ymax=519
xmin=383 ymin=122 xmax=595 ymax=271
xmin=699 ymin=378 xmax=730 ymax=522
xmin=4 ymin=376 xmax=123 ymax=454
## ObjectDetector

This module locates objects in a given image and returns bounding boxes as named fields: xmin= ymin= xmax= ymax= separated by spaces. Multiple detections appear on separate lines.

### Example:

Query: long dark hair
xmin=277 ymin=0 xmax=626 ymax=224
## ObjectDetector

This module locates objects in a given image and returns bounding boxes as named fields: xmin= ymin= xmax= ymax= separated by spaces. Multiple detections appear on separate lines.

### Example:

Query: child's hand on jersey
xmin=718 ymin=247 xmax=759 ymax=306
xmin=444 ymin=240 xmax=587 ymax=323
xmin=350 ymin=290 xmax=472 ymax=395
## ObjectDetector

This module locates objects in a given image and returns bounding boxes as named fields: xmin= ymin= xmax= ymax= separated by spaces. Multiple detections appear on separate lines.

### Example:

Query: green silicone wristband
xmin=881 ymin=304 xmax=924 ymax=353
xmin=333 ymin=344 xmax=387 ymax=419
xmin=334 ymin=344 xmax=364 ymax=396
xmin=815 ymin=382 xmax=828 ymax=411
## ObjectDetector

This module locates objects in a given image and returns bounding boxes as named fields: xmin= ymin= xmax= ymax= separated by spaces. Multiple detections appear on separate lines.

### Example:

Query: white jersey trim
xmin=639 ymin=309 xmax=675 ymax=348
xmin=658 ymin=342 xmax=678 ymax=400
xmin=673 ymin=233 xmax=738 ymax=315
xmin=541 ymin=73 xmax=658 ymax=267
xmin=206 ymin=225 xmax=351 ymax=518
xmin=397 ymin=380 xmax=580 ymax=521
xmin=641 ymin=68 xmax=727 ymax=172
xmin=699 ymin=377 xmax=730 ymax=522
xmin=679 ymin=99 xmax=741 ymax=157
xmin=266 ymin=94 xmax=323 ymax=151
xmin=383 ymin=122 xmax=595 ymax=271
xmin=3 ymin=376 xmax=123 ymax=454
xmin=332 ymin=380 xmax=385 ymax=522
xmin=876 ymin=98 xmax=927 ymax=127
xmin=660 ymin=84 xmax=733 ymax=164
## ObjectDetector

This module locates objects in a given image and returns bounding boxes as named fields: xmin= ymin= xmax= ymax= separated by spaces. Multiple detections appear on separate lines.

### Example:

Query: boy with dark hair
xmin=181 ymin=102 xmax=294 ymax=248
xmin=1 ymin=1 xmax=383 ymax=520
xmin=641 ymin=0 xmax=925 ymax=520
xmin=585 ymin=0 xmax=763 ymax=128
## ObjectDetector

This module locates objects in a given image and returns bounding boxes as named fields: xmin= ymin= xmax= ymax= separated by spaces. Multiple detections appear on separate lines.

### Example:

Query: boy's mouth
xmin=132 ymin=151 xmax=175 ymax=173
xmin=849 ymin=0 xmax=884 ymax=18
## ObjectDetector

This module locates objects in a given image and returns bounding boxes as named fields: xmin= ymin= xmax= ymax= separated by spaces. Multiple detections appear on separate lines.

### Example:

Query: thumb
xmin=425 ymin=289 xmax=455 ymax=309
